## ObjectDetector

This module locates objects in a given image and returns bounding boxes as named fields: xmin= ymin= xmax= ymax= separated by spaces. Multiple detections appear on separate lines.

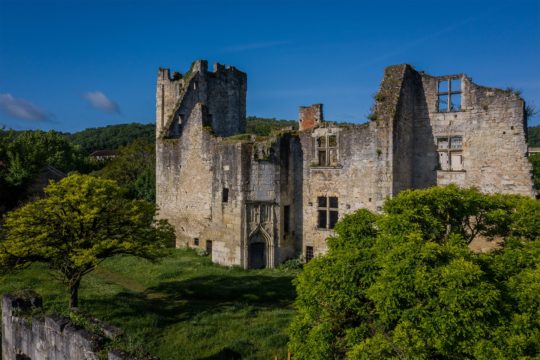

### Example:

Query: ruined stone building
xmin=156 ymin=60 xmax=535 ymax=269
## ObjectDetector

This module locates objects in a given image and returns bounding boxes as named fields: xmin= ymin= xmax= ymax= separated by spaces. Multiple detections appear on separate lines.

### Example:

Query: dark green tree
xmin=289 ymin=185 xmax=540 ymax=359
xmin=95 ymin=139 xmax=155 ymax=202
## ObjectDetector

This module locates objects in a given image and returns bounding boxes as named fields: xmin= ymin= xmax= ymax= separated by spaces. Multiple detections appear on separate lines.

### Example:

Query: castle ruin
xmin=156 ymin=60 xmax=535 ymax=268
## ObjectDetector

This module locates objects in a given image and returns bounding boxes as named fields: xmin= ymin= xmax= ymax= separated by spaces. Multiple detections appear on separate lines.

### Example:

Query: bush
xmin=289 ymin=186 xmax=540 ymax=359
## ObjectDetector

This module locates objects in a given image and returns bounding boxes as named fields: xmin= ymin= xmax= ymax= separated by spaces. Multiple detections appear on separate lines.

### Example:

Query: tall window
xmin=438 ymin=78 xmax=462 ymax=112
xmin=222 ymin=188 xmax=229 ymax=203
xmin=317 ymin=196 xmax=338 ymax=229
xmin=437 ymin=136 xmax=463 ymax=171
xmin=284 ymin=205 xmax=291 ymax=233
xmin=316 ymin=135 xmax=338 ymax=166
xmin=305 ymin=246 xmax=314 ymax=262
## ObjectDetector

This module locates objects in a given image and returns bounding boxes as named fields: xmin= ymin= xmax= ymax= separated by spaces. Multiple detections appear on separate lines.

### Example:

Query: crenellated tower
xmin=156 ymin=60 xmax=247 ymax=138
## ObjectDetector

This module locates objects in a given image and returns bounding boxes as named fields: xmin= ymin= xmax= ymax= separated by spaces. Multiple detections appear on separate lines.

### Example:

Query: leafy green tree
xmin=0 ymin=174 xmax=175 ymax=308
xmin=289 ymin=185 xmax=540 ymax=359
xmin=96 ymin=139 xmax=155 ymax=202
xmin=529 ymin=153 xmax=540 ymax=189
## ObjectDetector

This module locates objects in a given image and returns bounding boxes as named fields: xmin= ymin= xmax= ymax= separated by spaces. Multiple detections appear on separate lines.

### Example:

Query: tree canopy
xmin=95 ymin=139 xmax=155 ymax=202
xmin=289 ymin=186 xmax=540 ymax=359
xmin=67 ymin=123 xmax=155 ymax=155
xmin=0 ymin=174 xmax=175 ymax=308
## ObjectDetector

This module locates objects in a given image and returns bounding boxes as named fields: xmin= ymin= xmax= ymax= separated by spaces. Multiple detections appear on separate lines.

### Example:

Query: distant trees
xmin=0 ymin=174 xmax=175 ymax=308
xmin=529 ymin=125 xmax=540 ymax=147
xmin=95 ymin=139 xmax=155 ymax=202
xmin=289 ymin=186 xmax=540 ymax=359
xmin=67 ymin=123 xmax=155 ymax=155
xmin=246 ymin=116 xmax=297 ymax=136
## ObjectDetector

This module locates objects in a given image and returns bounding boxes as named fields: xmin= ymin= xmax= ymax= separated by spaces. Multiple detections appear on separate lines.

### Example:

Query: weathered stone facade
xmin=156 ymin=61 xmax=535 ymax=267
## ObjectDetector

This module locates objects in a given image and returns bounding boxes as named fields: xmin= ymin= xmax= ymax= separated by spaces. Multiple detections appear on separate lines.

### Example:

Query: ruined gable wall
xmin=420 ymin=74 xmax=535 ymax=197
xmin=391 ymin=65 xmax=418 ymax=193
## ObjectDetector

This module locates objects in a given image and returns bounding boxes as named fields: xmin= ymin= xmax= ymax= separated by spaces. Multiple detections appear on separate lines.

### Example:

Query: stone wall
xmin=1 ymin=293 xmax=136 ymax=360
xmin=156 ymin=60 xmax=535 ymax=268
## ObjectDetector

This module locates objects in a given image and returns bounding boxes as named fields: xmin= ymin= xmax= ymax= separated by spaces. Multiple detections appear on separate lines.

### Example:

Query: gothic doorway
xmin=248 ymin=232 xmax=266 ymax=269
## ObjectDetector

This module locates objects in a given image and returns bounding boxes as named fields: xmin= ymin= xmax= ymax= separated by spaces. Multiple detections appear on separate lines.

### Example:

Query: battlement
xmin=156 ymin=60 xmax=247 ymax=138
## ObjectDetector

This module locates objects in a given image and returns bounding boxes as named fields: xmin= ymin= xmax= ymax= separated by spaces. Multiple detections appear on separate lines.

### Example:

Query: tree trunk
xmin=69 ymin=278 xmax=81 ymax=309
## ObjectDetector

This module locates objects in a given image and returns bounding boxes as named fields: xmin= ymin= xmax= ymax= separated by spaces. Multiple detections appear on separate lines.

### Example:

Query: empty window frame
xmin=317 ymin=196 xmax=339 ymax=229
xmin=194 ymin=238 xmax=200 ymax=246
xmin=316 ymin=134 xmax=338 ymax=166
xmin=437 ymin=136 xmax=463 ymax=171
xmin=222 ymin=188 xmax=229 ymax=203
xmin=438 ymin=78 xmax=462 ymax=112
xmin=305 ymin=246 xmax=314 ymax=262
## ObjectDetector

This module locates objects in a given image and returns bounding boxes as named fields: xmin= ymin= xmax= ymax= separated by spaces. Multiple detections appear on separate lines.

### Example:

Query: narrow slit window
xmin=284 ymin=205 xmax=290 ymax=233
xmin=222 ymin=188 xmax=229 ymax=203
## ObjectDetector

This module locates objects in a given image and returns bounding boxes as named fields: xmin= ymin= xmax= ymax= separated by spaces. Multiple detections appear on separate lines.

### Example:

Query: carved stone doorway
xmin=248 ymin=232 xmax=266 ymax=269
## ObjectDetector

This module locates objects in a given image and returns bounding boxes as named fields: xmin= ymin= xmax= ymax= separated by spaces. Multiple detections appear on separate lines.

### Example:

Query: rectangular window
xmin=437 ymin=136 xmax=464 ymax=171
xmin=437 ymin=137 xmax=449 ymax=150
xmin=284 ymin=205 xmax=290 ymax=233
xmin=450 ymin=136 xmax=462 ymax=150
xmin=206 ymin=240 xmax=212 ymax=256
xmin=222 ymin=188 xmax=229 ymax=203
xmin=316 ymin=134 xmax=338 ymax=166
xmin=305 ymin=246 xmax=314 ymax=262
xmin=438 ymin=78 xmax=462 ymax=112
xmin=194 ymin=238 xmax=199 ymax=246
xmin=317 ymin=196 xmax=339 ymax=229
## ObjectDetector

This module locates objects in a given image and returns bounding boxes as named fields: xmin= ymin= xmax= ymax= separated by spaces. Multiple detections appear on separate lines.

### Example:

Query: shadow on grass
xmin=81 ymin=273 xmax=296 ymax=356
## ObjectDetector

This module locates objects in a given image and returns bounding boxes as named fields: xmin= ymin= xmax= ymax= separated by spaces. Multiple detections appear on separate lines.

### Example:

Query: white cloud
xmin=0 ymin=93 xmax=52 ymax=121
xmin=82 ymin=91 xmax=121 ymax=114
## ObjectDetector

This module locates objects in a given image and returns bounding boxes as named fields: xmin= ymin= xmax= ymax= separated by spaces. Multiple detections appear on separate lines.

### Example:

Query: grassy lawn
xmin=0 ymin=248 xmax=299 ymax=359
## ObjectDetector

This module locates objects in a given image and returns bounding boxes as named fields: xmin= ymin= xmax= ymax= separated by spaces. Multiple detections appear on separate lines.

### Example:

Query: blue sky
xmin=0 ymin=0 xmax=539 ymax=132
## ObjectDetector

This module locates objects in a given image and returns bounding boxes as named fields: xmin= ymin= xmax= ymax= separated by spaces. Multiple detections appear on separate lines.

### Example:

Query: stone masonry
xmin=156 ymin=61 xmax=536 ymax=268
xmin=1 ymin=293 xmax=136 ymax=360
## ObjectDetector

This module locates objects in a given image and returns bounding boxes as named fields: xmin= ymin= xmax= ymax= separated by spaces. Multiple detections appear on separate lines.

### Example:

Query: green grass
xmin=0 ymin=248 xmax=299 ymax=360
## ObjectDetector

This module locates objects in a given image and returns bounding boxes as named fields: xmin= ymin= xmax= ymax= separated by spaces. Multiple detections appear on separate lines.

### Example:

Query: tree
xmin=289 ymin=185 xmax=540 ymax=359
xmin=0 ymin=174 xmax=175 ymax=308
xmin=0 ymin=129 xmax=96 ymax=212
xmin=96 ymin=139 xmax=155 ymax=202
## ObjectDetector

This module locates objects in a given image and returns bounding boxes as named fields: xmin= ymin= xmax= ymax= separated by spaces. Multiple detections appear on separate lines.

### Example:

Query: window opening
xmin=284 ymin=205 xmax=290 ymax=233
xmin=317 ymin=196 xmax=339 ymax=229
xmin=222 ymin=188 xmax=229 ymax=203
xmin=438 ymin=78 xmax=462 ymax=112
xmin=206 ymin=240 xmax=212 ymax=256
xmin=306 ymin=246 xmax=314 ymax=262
xmin=316 ymin=134 xmax=338 ymax=166
xmin=437 ymin=135 xmax=463 ymax=171
xmin=194 ymin=238 xmax=199 ymax=246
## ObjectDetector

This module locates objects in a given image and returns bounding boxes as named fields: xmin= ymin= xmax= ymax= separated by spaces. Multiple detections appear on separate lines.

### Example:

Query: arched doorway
xmin=248 ymin=232 xmax=266 ymax=269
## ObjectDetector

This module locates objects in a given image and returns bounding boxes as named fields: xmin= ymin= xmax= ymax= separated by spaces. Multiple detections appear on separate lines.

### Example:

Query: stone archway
xmin=248 ymin=232 xmax=267 ymax=269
